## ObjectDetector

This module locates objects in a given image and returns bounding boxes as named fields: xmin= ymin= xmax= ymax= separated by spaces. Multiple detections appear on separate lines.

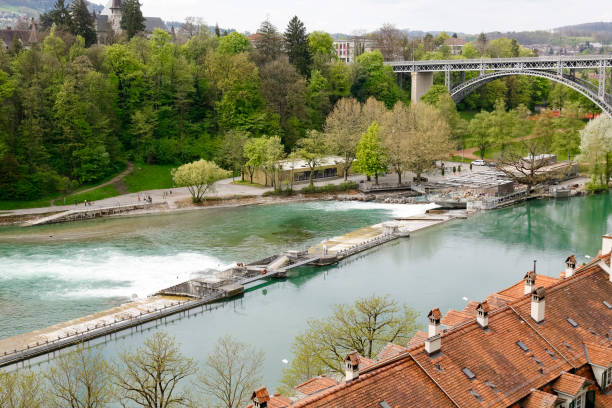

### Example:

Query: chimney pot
xmin=344 ymin=351 xmax=360 ymax=382
xmin=524 ymin=270 xmax=536 ymax=295
xmin=530 ymin=287 xmax=545 ymax=323
xmin=476 ymin=301 xmax=489 ymax=329
xmin=565 ymin=255 xmax=577 ymax=278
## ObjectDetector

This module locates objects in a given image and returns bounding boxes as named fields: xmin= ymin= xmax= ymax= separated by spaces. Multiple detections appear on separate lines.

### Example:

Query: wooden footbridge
xmin=22 ymin=203 xmax=161 ymax=227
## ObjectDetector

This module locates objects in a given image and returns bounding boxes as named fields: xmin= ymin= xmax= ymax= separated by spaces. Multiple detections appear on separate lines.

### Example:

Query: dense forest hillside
xmin=0 ymin=0 xmax=101 ymax=17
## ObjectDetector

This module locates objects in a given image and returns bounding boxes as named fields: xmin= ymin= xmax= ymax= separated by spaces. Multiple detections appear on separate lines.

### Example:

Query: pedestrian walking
xmin=84 ymin=199 xmax=87 ymax=207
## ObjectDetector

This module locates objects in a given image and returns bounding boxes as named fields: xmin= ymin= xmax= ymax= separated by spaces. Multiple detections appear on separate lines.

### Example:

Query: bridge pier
xmin=411 ymin=71 xmax=433 ymax=103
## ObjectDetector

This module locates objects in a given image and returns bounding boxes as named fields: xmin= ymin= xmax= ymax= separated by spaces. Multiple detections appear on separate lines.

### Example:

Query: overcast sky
xmin=92 ymin=0 xmax=612 ymax=35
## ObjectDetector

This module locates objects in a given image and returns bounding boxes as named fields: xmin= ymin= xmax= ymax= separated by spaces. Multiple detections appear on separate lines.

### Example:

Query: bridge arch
xmin=450 ymin=70 xmax=612 ymax=116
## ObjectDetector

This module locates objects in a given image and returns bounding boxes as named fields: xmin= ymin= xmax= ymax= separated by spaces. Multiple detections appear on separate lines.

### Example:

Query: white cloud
xmin=91 ymin=0 xmax=612 ymax=35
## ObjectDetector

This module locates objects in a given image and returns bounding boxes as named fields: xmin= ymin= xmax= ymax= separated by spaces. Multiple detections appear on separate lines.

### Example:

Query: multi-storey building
xmin=333 ymin=37 xmax=375 ymax=63
xmin=249 ymin=234 xmax=612 ymax=408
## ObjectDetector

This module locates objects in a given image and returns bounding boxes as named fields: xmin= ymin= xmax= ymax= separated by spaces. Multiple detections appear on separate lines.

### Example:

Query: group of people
xmin=137 ymin=194 xmax=153 ymax=204
xmin=74 ymin=199 xmax=94 ymax=207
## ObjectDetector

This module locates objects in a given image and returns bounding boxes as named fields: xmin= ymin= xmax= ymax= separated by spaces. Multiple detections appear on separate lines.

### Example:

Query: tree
xmin=578 ymin=115 xmax=612 ymax=186
xmin=355 ymin=122 xmax=387 ymax=184
xmin=243 ymin=137 xmax=268 ymax=184
xmin=70 ymin=0 xmax=97 ymax=46
xmin=352 ymin=51 xmax=401 ymax=109
xmin=220 ymin=130 xmax=249 ymax=180
xmin=370 ymin=24 xmax=405 ymax=61
xmin=217 ymin=32 xmax=251 ymax=55
xmin=403 ymin=102 xmax=453 ymax=182
xmin=172 ymin=159 xmax=230 ymax=202
xmin=284 ymin=16 xmax=312 ymax=77
xmin=380 ymin=103 xmax=410 ymax=184
xmin=296 ymin=129 xmax=327 ymax=186
xmin=113 ymin=332 xmax=197 ymax=408
xmin=308 ymin=31 xmax=335 ymax=71
xmin=263 ymin=135 xmax=285 ymax=188
xmin=278 ymin=295 xmax=419 ymax=392
xmin=46 ymin=344 xmax=114 ymax=408
xmin=40 ymin=0 xmax=72 ymax=31
xmin=469 ymin=111 xmax=494 ymax=159
xmin=324 ymin=98 xmax=363 ymax=180
xmin=121 ymin=0 xmax=146 ymax=40
xmin=253 ymin=19 xmax=283 ymax=66
xmin=259 ymin=56 xmax=307 ymax=148
xmin=475 ymin=32 xmax=488 ymax=55
xmin=198 ymin=335 xmax=264 ymax=408
xmin=0 ymin=370 xmax=45 ymax=408
xmin=179 ymin=17 xmax=204 ymax=40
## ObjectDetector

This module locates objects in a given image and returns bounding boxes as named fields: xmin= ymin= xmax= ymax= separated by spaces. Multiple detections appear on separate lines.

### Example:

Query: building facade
xmin=333 ymin=36 xmax=375 ymax=63
xmin=249 ymin=235 xmax=612 ymax=408
xmin=93 ymin=0 xmax=168 ymax=44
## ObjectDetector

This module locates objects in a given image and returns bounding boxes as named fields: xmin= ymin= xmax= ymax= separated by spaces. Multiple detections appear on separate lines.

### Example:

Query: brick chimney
xmin=344 ymin=351 xmax=360 ymax=382
xmin=476 ymin=301 xmax=489 ymax=329
xmin=565 ymin=255 xmax=577 ymax=278
xmin=524 ymin=270 xmax=536 ymax=295
xmin=425 ymin=308 xmax=442 ymax=355
xmin=531 ymin=287 xmax=546 ymax=323
xmin=251 ymin=387 xmax=271 ymax=408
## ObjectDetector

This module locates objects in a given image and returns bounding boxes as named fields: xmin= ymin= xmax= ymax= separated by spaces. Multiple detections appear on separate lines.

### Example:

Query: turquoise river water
xmin=0 ymin=193 xmax=610 ymax=388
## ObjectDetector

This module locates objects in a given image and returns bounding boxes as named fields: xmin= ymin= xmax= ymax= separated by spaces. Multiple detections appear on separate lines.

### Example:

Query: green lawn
xmin=0 ymin=198 xmax=56 ymax=211
xmin=65 ymin=185 xmax=120 ymax=204
xmin=124 ymin=164 xmax=175 ymax=193
xmin=458 ymin=111 xmax=478 ymax=122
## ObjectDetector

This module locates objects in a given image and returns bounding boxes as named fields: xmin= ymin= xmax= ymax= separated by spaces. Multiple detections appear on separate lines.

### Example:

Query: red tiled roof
xmin=496 ymin=274 xmax=559 ymax=300
xmin=252 ymin=387 xmax=270 ymax=403
xmin=291 ymin=355 xmax=455 ymax=408
xmin=410 ymin=305 xmax=573 ymax=407
xmin=522 ymin=389 xmax=559 ymax=408
xmin=552 ymin=372 xmax=589 ymax=396
xmin=359 ymin=355 xmax=376 ymax=370
xmin=444 ymin=37 xmax=467 ymax=46
xmin=513 ymin=264 xmax=612 ymax=368
xmin=376 ymin=342 xmax=406 ymax=361
xmin=584 ymin=342 xmax=612 ymax=367
xmin=269 ymin=394 xmax=292 ymax=408
xmin=441 ymin=309 xmax=473 ymax=327
xmin=248 ymin=33 xmax=262 ymax=41
xmin=295 ymin=376 xmax=338 ymax=396
xmin=345 ymin=351 xmax=359 ymax=365
xmin=566 ymin=255 xmax=577 ymax=264
xmin=406 ymin=331 xmax=427 ymax=348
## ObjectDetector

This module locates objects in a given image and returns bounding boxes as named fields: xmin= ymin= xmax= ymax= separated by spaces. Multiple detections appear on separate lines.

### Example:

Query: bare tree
xmin=198 ymin=335 xmax=264 ymax=408
xmin=0 ymin=370 xmax=45 ymax=408
xmin=404 ymin=103 xmax=453 ymax=182
xmin=497 ymin=138 xmax=554 ymax=192
xmin=113 ymin=332 xmax=197 ymax=408
xmin=370 ymin=24 xmax=406 ymax=61
xmin=46 ymin=344 xmax=114 ymax=408
xmin=179 ymin=17 xmax=205 ymax=40
xmin=380 ymin=103 xmax=411 ymax=184
xmin=324 ymin=98 xmax=363 ymax=180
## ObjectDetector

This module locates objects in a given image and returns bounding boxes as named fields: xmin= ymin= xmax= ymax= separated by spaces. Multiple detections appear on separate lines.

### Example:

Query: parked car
xmin=471 ymin=159 xmax=486 ymax=166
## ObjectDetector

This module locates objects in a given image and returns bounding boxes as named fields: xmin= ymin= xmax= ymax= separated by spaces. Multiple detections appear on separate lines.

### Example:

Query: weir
xmin=0 ymin=211 xmax=463 ymax=368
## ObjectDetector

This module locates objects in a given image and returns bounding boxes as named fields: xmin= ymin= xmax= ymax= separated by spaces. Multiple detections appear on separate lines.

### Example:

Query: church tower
xmin=109 ymin=0 xmax=123 ymax=34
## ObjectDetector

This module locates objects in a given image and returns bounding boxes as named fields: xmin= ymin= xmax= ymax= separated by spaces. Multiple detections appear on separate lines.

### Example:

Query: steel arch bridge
xmin=388 ymin=55 xmax=612 ymax=116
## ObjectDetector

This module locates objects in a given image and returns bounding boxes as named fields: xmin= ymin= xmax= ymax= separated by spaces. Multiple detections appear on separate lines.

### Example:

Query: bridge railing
xmin=386 ymin=54 xmax=612 ymax=67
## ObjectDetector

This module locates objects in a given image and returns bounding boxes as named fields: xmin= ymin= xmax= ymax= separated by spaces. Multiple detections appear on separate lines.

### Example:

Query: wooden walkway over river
xmin=0 ymin=210 xmax=464 ymax=369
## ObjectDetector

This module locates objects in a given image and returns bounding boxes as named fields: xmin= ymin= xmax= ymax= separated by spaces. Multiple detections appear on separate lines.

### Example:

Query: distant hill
xmin=0 ymin=0 xmax=103 ymax=18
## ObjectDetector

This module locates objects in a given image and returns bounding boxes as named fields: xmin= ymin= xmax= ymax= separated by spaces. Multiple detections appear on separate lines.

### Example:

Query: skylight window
xmin=567 ymin=318 xmax=579 ymax=328
xmin=545 ymin=349 xmax=557 ymax=359
xmin=380 ymin=402 xmax=392 ymax=408
xmin=516 ymin=341 xmax=530 ymax=352
xmin=604 ymin=300 xmax=612 ymax=309
xmin=485 ymin=381 xmax=499 ymax=393
xmin=562 ymin=341 xmax=573 ymax=350
xmin=462 ymin=368 xmax=476 ymax=380
xmin=531 ymin=356 xmax=544 ymax=366
xmin=469 ymin=389 xmax=483 ymax=402
xmin=434 ymin=363 xmax=444 ymax=372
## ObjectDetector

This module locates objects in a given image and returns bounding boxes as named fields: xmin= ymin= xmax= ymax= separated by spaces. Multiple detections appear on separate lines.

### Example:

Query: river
xmin=0 ymin=193 xmax=610 ymax=388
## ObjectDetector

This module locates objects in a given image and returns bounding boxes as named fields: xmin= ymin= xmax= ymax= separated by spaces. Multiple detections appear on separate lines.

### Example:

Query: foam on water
xmin=0 ymin=250 xmax=227 ymax=299
xmin=301 ymin=201 xmax=439 ymax=218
